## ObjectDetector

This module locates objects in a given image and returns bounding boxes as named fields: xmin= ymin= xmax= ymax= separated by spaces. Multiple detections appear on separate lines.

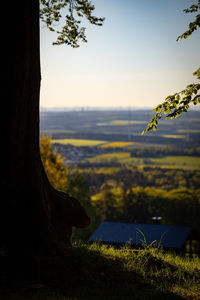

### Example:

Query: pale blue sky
xmin=40 ymin=0 xmax=200 ymax=108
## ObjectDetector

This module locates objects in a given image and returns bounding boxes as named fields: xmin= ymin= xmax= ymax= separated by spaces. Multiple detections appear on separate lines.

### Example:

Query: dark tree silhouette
xmin=1 ymin=0 xmax=103 ymax=256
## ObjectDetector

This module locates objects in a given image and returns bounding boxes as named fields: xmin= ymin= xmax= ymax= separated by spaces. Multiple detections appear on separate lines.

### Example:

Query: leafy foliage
xmin=143 ymin=69 xmax=200 ymax=134
xmin=143 ymin=1 xmax=200 ymax=133
xmin=177 ymin=0 xmax=200 ymax=41
xmin=83 ymin=163 xmax=200 ymax=192
xmin=40 ymin=0 xmax=104 ymax=47
xmin=40 ymin=133 xmax=97 ymax=239
xmin=40 ymin=133 xmax=68 ymax=190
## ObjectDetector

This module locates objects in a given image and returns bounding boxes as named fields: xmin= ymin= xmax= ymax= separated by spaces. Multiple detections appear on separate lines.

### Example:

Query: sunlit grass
xmin=3 ymin=241 xmax=200 ymax=299
xmin=74 ymin=241 xmax=200 ymax=299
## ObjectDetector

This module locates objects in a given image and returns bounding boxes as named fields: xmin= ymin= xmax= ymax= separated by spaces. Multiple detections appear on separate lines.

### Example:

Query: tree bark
xmin=1 ymin=0 xmax=89 ymax=256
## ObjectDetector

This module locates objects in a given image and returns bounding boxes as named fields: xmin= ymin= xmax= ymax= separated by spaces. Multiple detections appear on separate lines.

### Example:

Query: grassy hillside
xmin=1 ymin=242 xmax=199 ymax=300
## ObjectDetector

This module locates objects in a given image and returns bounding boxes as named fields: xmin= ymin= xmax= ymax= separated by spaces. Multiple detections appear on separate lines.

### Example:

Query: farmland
xmin=40 ymin=109 xmax=200 ymax=195
xmin=40 ymin=109 xmax=200 ymax=147
xmin=40 ymin=109 xmax=200 ymax=168
xmin=39 ymin=109 xmax=200 ymax=258
xmin=87 ymin=154 xmax=200 ymax=169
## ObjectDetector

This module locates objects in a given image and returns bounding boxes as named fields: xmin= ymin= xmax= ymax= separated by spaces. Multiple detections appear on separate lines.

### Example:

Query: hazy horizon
xmin=40 ymin=105 xmax=200 ymax=112
xmin=40 ymin=105 xmax=154 ymax=111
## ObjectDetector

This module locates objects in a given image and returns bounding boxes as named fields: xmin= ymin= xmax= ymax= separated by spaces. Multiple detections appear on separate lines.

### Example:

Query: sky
xmin=40 ymin=0 xmax=200 ymax=108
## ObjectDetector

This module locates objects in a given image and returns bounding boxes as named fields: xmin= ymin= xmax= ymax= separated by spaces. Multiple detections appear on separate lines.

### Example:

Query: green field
xmin=88 ymin=153 xmax=200 ymax=169
xmin=150 ymin=156 xmax=200 ymax=168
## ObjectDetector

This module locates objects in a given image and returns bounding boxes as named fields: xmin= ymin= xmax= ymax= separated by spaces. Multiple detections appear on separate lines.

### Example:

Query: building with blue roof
xmin=89 ymin=221 xmax=192 ymax=251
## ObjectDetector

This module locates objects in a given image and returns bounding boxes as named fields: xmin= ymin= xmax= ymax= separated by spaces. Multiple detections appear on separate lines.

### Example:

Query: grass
xmin=52 ymin=139 xmax=107 ymax=147
xmin=1 ymin=242 xmax=199 ymax=300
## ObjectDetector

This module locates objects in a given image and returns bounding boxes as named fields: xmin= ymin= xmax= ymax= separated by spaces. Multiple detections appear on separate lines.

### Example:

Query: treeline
xmin=81 ymin=165 xmax=200 ymax=194
xmin=130 ymin=147 xmax=200 ymax=158
xmin=92 ymin=182 xmax=200 ymax=238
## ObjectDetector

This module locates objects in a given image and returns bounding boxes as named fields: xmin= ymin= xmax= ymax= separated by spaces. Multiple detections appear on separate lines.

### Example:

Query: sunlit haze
xmin=40 ymin=0 xmax=200 ymax=109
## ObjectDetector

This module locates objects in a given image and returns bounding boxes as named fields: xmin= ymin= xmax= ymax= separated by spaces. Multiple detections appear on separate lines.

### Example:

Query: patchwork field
xmin=41 ymin=109 xmax=200 ymax=168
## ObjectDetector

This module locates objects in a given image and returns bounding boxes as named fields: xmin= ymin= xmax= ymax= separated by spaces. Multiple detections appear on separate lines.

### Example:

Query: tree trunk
xmin=1 ymin=0 xmax=89 ymax=256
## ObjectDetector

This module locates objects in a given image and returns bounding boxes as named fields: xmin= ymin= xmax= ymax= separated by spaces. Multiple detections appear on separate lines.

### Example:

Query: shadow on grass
xmin=0 ymin=245 xmax=185 ymax=300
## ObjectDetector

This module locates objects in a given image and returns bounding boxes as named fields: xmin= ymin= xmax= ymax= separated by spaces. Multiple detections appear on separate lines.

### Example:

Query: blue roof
xmin=89 ymin=221 xmax=192 ymax=249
